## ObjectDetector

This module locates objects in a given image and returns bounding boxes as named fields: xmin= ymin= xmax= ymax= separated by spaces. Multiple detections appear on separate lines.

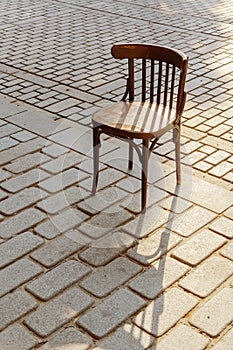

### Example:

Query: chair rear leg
xmin=141 ymin=138 xmax=149 ymax=211
xmin=174 ymin=127 xmax=181 ymax=185
xmin=92 ymin=126 xmax=100 ymax=195
xmin=128 ymin=139 xmax=133 ymax=170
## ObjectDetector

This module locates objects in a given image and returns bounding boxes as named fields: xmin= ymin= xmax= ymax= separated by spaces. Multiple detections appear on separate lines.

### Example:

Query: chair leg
xmin=128 ymin=138 xmax=133 ymax=170
xmin=141 ymin=138 xmax=149 ymax=211
xmin=174 ymin=127 xmax=181 ymax=185
xmin=92 ymin=126 xmax=100 ymax=195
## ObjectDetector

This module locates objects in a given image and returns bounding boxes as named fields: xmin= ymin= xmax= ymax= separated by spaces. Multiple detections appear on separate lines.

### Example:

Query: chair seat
xmin=93 ymin=101 xmax=177 ymax=138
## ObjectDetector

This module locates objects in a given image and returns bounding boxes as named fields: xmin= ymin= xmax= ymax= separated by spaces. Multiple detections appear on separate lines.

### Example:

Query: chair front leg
xmin=128 ymin=138 xmax=133 ymax=170
xmin=173 ymin=126 xmax=181 ymax=185
xmin=141 ymin=138 xmax=149 ymax=211
xmin=92 ymin=126 xmax=101 ymax=195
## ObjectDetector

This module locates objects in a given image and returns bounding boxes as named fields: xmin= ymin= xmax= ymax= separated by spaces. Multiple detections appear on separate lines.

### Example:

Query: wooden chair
xmin=92 ymin=43 xmax=188 ymax=211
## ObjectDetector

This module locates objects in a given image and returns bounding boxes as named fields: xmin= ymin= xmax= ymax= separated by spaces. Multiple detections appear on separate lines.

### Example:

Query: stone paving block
xmin=0 ymin=168 xmax=49 ymax=193
xmin=209 ymin=217 xmax=233 ymax=238
xmin=0 ymin=169 xmax=11 ymax=182
xmin=154 ymin=324 xmax=209 ymax=350
xmin=220 ymin=240 xmax=233 ymax=261
xmin=171 ymin=229 xmax=227 ymax=266
xmin=46 ymin=97 xmax=79 ymax=113
xmin=0 ymin=137 xmax=46 ymax=165
xmin=24 ymin=287 xmax=94 ymax=337
xmin=0 ymin=99 xmax=26 ymax=117
xmin=0 ymin=208 xmax=46 ymax=239
xmin=0 ymin=258 xmax=43 ymax=297
xmin=0 ymin=231 xmax=43 ymax=268
xmin=129 ymin=257 xmax=189 ymax=299
xmin=42 ymin=143 xmax=68 ymax=157
xmin=179 ymin=255 xmax=233 ymax=297
xmin=0 ymin=123 xmax=21 ymax=138
xmin=79 ymin=230 xmax=135 ymax=266
xmin=171 ymin=205 xmax=216 ymax=237
xmin=53 ymin=84 xmax=100 ymax=103
xmin=0 ymin=187 xmax=48 ymax=215
xmin=36 ymin=186 xmax=87 ymax=214
xmin=39 ymin=168 xmax=88 ymax=193
xmin=48 ymin=124 xmax=89 ymax=151
xmin=40 ymin=151 xmax=83 ymax=174
xmin=38 ymin=326 xmax=93 ymax=350
xmin=211 ymin=328 xmax=233 ymax=350
xmin=0 ymin=324 xmax=38 ymax=350
xmin=0 ymin=289 xmax=38 ymax=330
xmin=8 ymin=111 xmax=62 ymax=137
xmin=0 ymin=188 xmax=7 ymax=200
xmin=5 ymin=152 xmax=51 ymax=173
xmin=0 ymin=136 xmax=18 ymax=151
xmin=94 ymin=323 xmax=154 ymax=350
xmin=35 ymin=208 xmax=88 ymax=239
xmin=190 ymin=288 xmax=233 ymax=337
xmin=26 ymin=259 xmax=91 ymax=300
xmin=80 ymin=257 xmax=141 ymax=297
xmin=134 ymin=287 xmax=198 ymax=337
xmin=77 ymin=288 xmax=146 ymax=339
xmin=127 ymin=229 xmax=182 ymax=265
xmin=12 ymin=130 xmax=36 ymax=142
xmin=31 ymin=234 xmax=85 ymax=267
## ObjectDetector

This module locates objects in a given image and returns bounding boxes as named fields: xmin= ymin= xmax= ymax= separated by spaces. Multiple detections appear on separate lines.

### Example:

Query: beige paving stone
xmin=190 ymin=288 xmax=233 ymax=336
xmin=209 ymin=217 xmax=233 ymax=238
xmin=211 ymin=328 xmax=233 ymax=350
xmin=0 ymin=169 xmax=11 ymax=182
xmin=80 ymin=257 xmax=141 ymax=297
xmin=220 ymin=240 xmax=233 ymax=261
xmin=179 ymin=255 xmax=233 ymax=297
xmin=134 ymin=287 xmax=198 ymax=337
xmin=129 ymin=256 xmax=189 ymax=299
xmin=0 ymin=324 xmax=38 ymax=350
xmin=94 ymin=323 xmax=154 ymax=350
xmin=172 ymin=229 xmax=227 ymax=265
xmin=127 ymin=229 xmax=182 ymax=265
xmin=154 ymin=325 xmax=209 ymax=350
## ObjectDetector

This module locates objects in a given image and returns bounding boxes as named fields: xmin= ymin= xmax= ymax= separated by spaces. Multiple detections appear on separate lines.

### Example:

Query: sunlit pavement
xmin=0 ymin=1 xmax=233 ymax=349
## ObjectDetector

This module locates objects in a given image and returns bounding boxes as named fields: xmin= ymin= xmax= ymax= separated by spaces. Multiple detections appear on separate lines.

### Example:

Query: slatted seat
xmin=92 ymin=43 xmax=188 ymax=211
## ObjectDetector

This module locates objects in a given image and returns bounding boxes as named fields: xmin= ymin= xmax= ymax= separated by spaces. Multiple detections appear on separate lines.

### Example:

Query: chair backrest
xmin=111 ymin=43 xmax=188 ymax=116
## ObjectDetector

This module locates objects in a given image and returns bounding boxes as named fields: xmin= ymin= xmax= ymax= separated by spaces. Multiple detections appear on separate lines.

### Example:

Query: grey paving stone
xmin=179 ymin=255 xmax=233 ymax=297
xmin=0 ymin=137 xmax=46 ymax=166
xmin=171 ymin=229 xmax=227 ymax=266
xmin=39 ymin=168 xmax=87 ymax=193
xmin=40 ymin=151 xmax=83 ymax=174
xmin=129 ymin=257 xmax=189 ymax=299
xmin=79 ymin=231 xmax=135 ymax=266
xmin=0 ymin=136 xmax=18 ymax=151
xmin=48 ymin=124 xmax=89 ymax=151
xmin=171 ymin=205 xmax=216 ymax=237
xmin=0 ymin=258 xmax=43 ymax=297
xmin=5 ymin=152 xmax=51 ymax=173
xmin=211 ymin=328 xmax=233 ymax=350
xmin=24 ymin=287 xmax=94 ymax=337
xmin=7 ymin=110 xmax=60 ymax=137
xmin=127 ymin=229 xmax=182 ymax=265
xmin=0 ymin=123 xmax=21 ymax=138
xmin=77 ymin=288 xmax=146 ymax=338
xmin=0 ymin=99 xmax=26 ymax=117
xmin=190 ymin=288 xmax=233 ymax=337
xmin=31 ymin=234 xmax=85 ymax=267
xmin=54 ymin=84 xmax=99 ymax=103
xmin=35 ymin=208 xmax=88 ymax=239
xmin=26 ymin=259 xmax=91 ymax=300
xmin=0 ymin=324 xmax=38 ymax=350
xmin=0 ymin=189 xmax=7 ymax=200
xmin=0 ymin=290 xmax=38 ymax=330
xmin=0 ymin=231 xmax=43 ymax=268
xmin=154 ymin=325 xmax=209 ymax=350
xmin=0 ymin=168 xmax=49 ymax=193
xmin=209 ymin=217 xmax=233 ymax=238
xmin=37 ymin=185 xmax=88 ymax=214
xmin=12 ymin=130 xmax=36 ymax=142
xmin=0 ymin=169 xmax=11 ymax=182
xmin=0 ymin=208 xmax=46 ymax=239
xmin=46 ymin=97 xmax=79 ymax=113
xmin=0 ymin=187 xmax=48 ymax=215
xmin=220 ymin=240 xmax=233 ymax=261
xmin=38 ymin=327 xmax=93 ymax=350
xmin=80 ymin=257 xmax=141 ymax=297
xmin=94 ymin=323 xmax=154 ymax=350
xmin=134 ymin=287 xmax=198 ymax=337
xmin=42 ymin=143 xmax=68 ymax=157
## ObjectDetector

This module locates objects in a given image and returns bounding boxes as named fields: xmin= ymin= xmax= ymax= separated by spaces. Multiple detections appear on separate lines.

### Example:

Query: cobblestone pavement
xmin=0 ymin=0 xmax=233 ymax=349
